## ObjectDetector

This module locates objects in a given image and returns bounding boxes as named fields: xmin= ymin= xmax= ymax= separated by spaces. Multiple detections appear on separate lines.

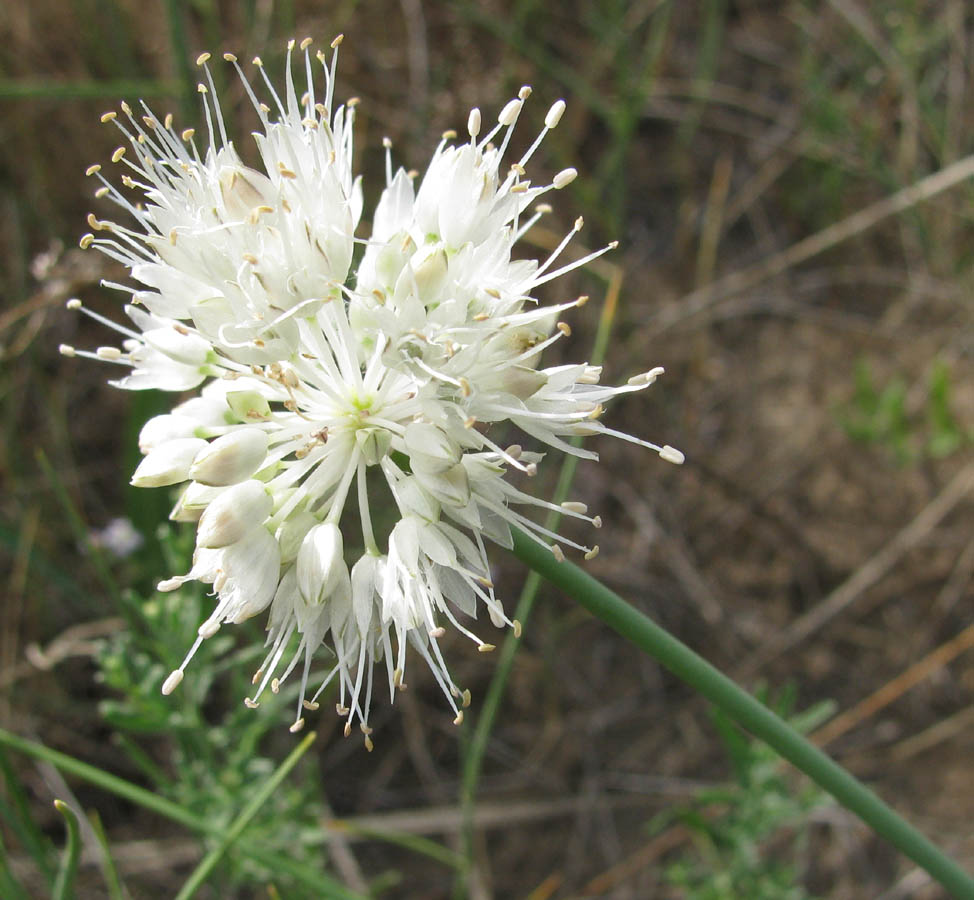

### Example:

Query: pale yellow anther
xmin=278 ymin=163 xmax=297 ymax=178
xmin=164 ymin=113 xmax=173 ymax=129
xmin=142 ymin=115 xmax=157 ymax=128
xmin=592 ymin=516 xmax=603 ymax=529
xmin=557 ymin=321 xmax=572 ymax=337
xmin=111 ymin=146 xmax=126 ymax=163
xmin=430 ymin=626 xmax=446 ymax=639
xmin=576 ymin=294 xmax=590 ymax=307
xmin=169 ymin=229 xmax=178 ymax=245
xmin=196 ymin=52 xmax=211 ymax=66
xmin=459 ymin=377 xmax=471 ymax=397
xmin=510 ymin=184 xmax=528 ymax=194
xmin=587 ymin=403 xmax=604 ymax=420
xmin=442 ymin=129 xmax=457 ymax=140
xmin=584 ymin=546 xmax=600 ymax=561
xmin=336 ymin=704 xmax=350 ymax=716
xmin=608 ymin=240 xmax=619 ymax=249
xmin=316 ymin=50 xmax=327 ymax=63
xmin=343 ymin=722 xmax=352 ymax=738
xmin=519 ymin=85 xmax=532 ymax=100
xmin=181 ymin=128 xmax=195 ymax=141
xmin=66 ymin=298 xmax=82 ymax=310
xmin=287 ymin=38 xmax=296 ymax=51
xmin=478 ymin=644 xmax=496 ymax=653
xmin=331 ymin=34 xmax=344 ymax=48
xmin=271 ymin=678 xmax=281 ymax=694
xmin=79 ymin=233 xmax=95 ymax=249
xmin=58 ymin=344 xmax=76 ymax=357
xmin=252 ymin=55 xmax=263 ymax=67
xmin=289 ymin=718 xmax=305 ymax=733
xmin=244 ymin=697 xmax=259 ymax=708
xmin=87 ymin=213 xmax=103 ymax=231
xmin=197 ymin=83 xmax=208 ymax=94
xmin=252 ymin=669 xmax=263 ymax=685
xmin=100 ymin=111 xmax=117 ymax=123
xmin=453 ymin=711 xmax=464 ymax=726
xmin=300 ymin=37 xmax=313 ymax=50
xmin=536 ymin=203 xmax=552 ymax=214
xmin=513 ymin=620 xmax=523 ymax=638
xmin=242 ymin=252 xmax=258 ymax=264
xmin=119 ymin=101 xmax=131 ymax=116
xmin=223 ymin=52 xmax=237 ymax=63
xmin=364 ymin=735 xmax=374 ymax=752
xmin=85 ymin=164 xmax=101 ymax=176
xmin=462 ymin=689 xmax=472 ymax=708
xmin=551 ymin=544 xmax=565 ymax=563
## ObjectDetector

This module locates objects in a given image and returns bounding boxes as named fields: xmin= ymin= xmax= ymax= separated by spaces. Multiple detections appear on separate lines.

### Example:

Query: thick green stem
xmin=511 ymin=528 xmax=974 ymax=899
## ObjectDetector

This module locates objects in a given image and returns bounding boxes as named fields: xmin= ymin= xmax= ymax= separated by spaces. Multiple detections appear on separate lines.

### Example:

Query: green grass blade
xmin=88 ymin=810 xmax=126 ymax=900
xmin=51 ymin=801 xmax=81 ymax=900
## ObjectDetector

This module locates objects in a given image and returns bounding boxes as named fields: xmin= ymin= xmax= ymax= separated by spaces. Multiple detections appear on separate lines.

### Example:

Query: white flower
xmin=63 ymin=37 xmax=682 ymax=741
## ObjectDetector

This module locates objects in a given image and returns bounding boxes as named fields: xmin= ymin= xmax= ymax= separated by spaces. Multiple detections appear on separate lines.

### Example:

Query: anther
xmin=551 ymin=544 xmax=565 ymax=563
xmin=196 ymin=52 xmax=211 ymax=66
xmin=289 ymin=718 xmax=305 ymax=733
xmin=223 ymin=52 xmax=237 ymax=62
xmin=608 ymin=240 xmax=619 ymax=249
xmin=464 ymin=416 xmax=476 ymax=429
xmin=66 ymin=298 xmax=82 ymax=310
xmin=459 ymin=377 xmax=471 ymax=397
xmin=343 ymin=722 xmax=352 ymax=738
xmin=364 ymin=735 xmax=374 ymax=751
xmin=453 ymin=711 xmax=464 ymax=725
xmin=95 ymin=186 xmax=110 ymax=199
xmin=660 ymin=445 xmax=686 ymax=465
xmin=592 ymin=516 xmax=603 ymax=529
xmin=271 ymin=678 xmax=281 ymax=693
xmin=553 ymin=167 xmax=577 ymax=189
xmin=252 ymin=56 xmax=263 ymax=67
xmin=536 ymin=203 xmax=552 ymax=214
xmin=478 ymin=644 xmax=496 ymax=653
xmin=545 ymin=99 xmax=567 ymax=128
xmin=100 ymin=111 xmax=117 ymax=123
xmin=557 ymin=321 xmax=572 ymax=337
xmin=336 ymin=704 xmax=350 ymax=716
xmin=111 ymin=147 xmax=126 ymax=163
xmin=584 ymin=545 xmax=600 ymax=561
xmin=576 ymin=294 xmax=590 ymax=307
xmin=197 ymin=83 xmax=208 ymax=94
xmin=79 ymin=234 xmax=95 ymax=249
xmin=498 ymin=98 xmax=522 ymax=126
xmin=462 ymin=689 xmax=472 ymax=707
xmin=513 ymin=620 xmax=522 ymax=638
xmin=96 ymin=346 xmax=121 ymax=360
xmin=58 ymin=344 xmax=76 ymax=357
xmin=85 ymin=164 xmax=101 ymax=176
xmin=161 ymin=670 xmax=183 ymax=695
xmin=181 ymin=128 xmax=195 ymax=141
xmin=164 ymin=113 xmax=173 ymax=129
xmin=525 ymin=463 xmax=537 ymax=476
xmin=442 ymin=128 xmax=457 ymax=140
xmin=300 ymin=37 xmax=313 ymax=50
xmin=244 ymin=697 xmax=259 ymax=708
xmin=331 ymin=34 xmax=344 ymax=49
xmin=518 ymin=85 xmax=532 ymax=100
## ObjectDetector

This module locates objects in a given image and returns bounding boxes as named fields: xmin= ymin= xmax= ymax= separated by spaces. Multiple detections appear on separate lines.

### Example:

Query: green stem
xmin=511 ymin=528 xmax=974 ymax=900
xmin=51 ymin=801 xmax=81 ymax=900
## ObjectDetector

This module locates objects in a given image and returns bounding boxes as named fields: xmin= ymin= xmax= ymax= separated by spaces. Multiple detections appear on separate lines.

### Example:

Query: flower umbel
xmin=63 ymin=37 xmax=683 ymax=741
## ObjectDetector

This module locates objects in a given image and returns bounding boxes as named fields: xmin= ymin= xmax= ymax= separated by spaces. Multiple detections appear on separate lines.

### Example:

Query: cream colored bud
xmin=297 ymin=522 xmax=345 ymax=605
xmin=131 ymin=438 xmax=207 ymax=488
xmin=196 ymin=480 xmax=272 ymax=549
xmin=189 ymin=428 xmax=269 ymax=486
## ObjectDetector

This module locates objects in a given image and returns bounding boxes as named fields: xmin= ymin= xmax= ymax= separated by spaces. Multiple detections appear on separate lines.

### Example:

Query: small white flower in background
xmin=88 ymin=517 xmax=144 ymax=558
xmin=62 ymin=36 xmax=683 ymax=743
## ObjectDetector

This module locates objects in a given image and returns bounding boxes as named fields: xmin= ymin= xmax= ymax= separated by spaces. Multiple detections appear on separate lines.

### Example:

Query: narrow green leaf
xmin=51 ymin=801 xmax=81 ymax=900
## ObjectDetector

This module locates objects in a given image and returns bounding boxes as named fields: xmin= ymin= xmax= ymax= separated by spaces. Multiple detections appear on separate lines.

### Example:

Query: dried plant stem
xmin=512 ymin=529 xmax=974 ymax=899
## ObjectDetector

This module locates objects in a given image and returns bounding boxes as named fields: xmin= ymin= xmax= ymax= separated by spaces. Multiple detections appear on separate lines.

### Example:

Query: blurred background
xmin=1 ymin=1 xmax=972 ymax=897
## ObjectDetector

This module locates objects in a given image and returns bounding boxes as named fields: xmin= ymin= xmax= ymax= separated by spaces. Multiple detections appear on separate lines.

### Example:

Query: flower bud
xmin=196 ymin=480 xmax=272 ymax=549
xmin=138 ymin=414 xmax=199 ymax=454
xmin=356 ymin=427 xmax=392 ymax=466
xmin=404 ymin=422 xmax=460 ymax=475
xmin=131 ymin=437 xmax=207 ymax=487
xmin=296 ymin=522 xmax=346 ymax=605
xmin=189 ymin=427 xmax=269 ymax=486
xmin=414 ymin=461 xmax=470 ymax=508
xmin=275 ymin=509 xmax=317 ymax=564
xmin=226 ymin=389 xmax=272 ymax=422
xmin=143 ymin=327 xmax=212 ymax=367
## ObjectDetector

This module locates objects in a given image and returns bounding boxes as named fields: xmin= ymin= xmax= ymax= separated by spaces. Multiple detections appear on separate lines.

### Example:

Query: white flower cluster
xmin=62 ymin=37 xmax=683 ymax=741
